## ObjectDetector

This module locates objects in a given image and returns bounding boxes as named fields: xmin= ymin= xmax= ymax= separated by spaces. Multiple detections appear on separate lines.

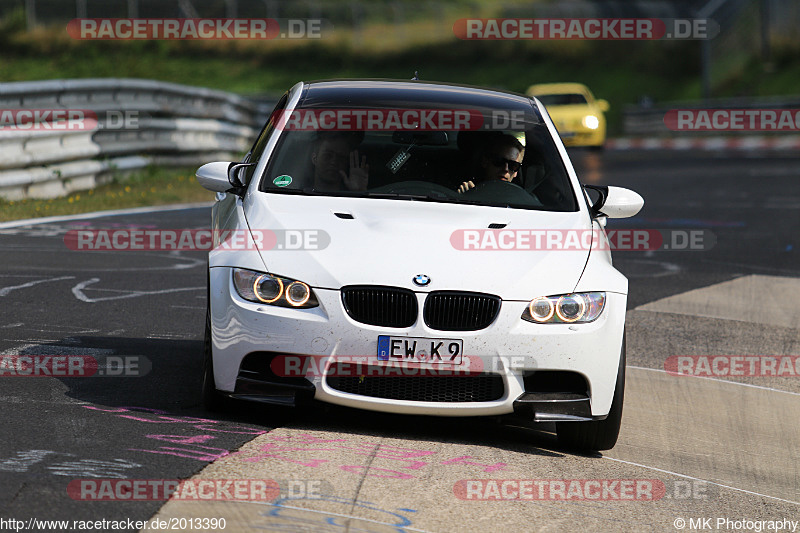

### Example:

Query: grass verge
xmin=0 ymin=166 xmax=213 ymax=222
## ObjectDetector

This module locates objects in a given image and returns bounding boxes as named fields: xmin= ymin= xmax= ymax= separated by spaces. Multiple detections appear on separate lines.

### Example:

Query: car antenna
xmin=411 ymin=71 xmax=420 ymax=80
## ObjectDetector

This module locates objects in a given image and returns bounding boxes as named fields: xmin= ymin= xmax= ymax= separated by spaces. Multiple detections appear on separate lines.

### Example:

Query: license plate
xmin=377 ymin=336 xmax=463 ymax=364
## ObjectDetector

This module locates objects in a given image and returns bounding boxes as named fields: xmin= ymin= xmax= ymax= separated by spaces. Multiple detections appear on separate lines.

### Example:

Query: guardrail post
xmin=225 ymin=0 xmax=237 ymax=19
xmin=24 ymin=0 xmax=36 ymax=30
xmin=264 ymin=0 xmax=278 ymax=19
xmin=760 ymin=0 xmax=771 ymax=65
xmin=701 ymin=39 xmax=712 ymax=100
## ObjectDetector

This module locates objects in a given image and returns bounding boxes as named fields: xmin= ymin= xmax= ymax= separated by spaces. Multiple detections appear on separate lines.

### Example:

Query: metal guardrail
xmin=623 ymin=95 xmax=800 ymax=136
xmin=4 ymin=78 xmax=795 ymax=199
xmin=0 ymin=78 xmax=272 ymax=125
xmin=0 ymin=78 xmax=277 ymax=200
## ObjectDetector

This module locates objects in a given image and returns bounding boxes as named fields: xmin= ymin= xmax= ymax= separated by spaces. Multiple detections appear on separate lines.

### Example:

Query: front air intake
xmin=423 ymin=291 xmax=501 ymax=331
xmin=341 ymin=286 xmax=418 ymax=328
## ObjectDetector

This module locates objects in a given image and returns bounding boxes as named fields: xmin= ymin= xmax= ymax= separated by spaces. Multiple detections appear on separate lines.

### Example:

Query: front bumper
xmin=559 ymin=127 xmax=606 ymax=148
xmin=209 ymin=267 xmax=627 ymax=419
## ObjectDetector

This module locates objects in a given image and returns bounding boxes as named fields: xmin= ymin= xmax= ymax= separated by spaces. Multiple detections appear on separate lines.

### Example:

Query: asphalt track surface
xmin=0 ymin=149 xmax=798 ymax=532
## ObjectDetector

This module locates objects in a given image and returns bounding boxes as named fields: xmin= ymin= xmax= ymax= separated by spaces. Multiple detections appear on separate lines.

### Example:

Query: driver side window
xmin=241 ymin=93 xmax=288 ymax=186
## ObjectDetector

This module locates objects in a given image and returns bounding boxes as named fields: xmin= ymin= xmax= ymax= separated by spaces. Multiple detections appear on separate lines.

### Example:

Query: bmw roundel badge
xmin=413 ymin=274 xmax=431 ymax=286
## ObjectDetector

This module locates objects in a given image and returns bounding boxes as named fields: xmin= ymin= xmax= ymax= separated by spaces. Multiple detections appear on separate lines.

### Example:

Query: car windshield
xmin=536 ymin=93 xmax=589 ymax=106
xmin=258 ymin=98 xmax=578 ymax=212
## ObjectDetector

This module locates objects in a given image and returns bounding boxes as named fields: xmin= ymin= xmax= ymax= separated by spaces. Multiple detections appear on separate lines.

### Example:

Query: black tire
xmin=556 ymin=334 xmax=625 ymax=451
xmin=202 ymin=274 xmax=227 ymax=412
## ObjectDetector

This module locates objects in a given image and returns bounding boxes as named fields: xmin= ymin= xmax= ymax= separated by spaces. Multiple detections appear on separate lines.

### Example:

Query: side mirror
xmin=596 ymin=99 xmax=610 ymax=112
xmin=584 ymin=185 xmax=643 ymax=219
xmin=196 ymin=161 xmax=254 ymax=195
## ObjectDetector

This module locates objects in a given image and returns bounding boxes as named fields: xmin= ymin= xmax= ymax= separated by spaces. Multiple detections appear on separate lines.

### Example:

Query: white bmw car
xmin=196 ymin=79 xmax=643 ymax=451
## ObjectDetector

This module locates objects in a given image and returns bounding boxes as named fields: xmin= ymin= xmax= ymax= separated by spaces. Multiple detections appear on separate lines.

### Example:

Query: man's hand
xmin=340 ymin=150 xmax=369 ymax=191
xmin=457 ymin=180 xmax=476 ymax=194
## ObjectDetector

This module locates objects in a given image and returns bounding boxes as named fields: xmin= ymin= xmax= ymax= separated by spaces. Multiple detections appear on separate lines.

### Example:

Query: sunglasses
xmin=488 ymin=156 xmax=522 ymax=173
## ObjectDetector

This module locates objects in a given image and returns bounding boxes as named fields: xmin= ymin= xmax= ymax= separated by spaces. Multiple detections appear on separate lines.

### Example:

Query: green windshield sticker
xmin=273 ymin=175 xmax=292 ymax=187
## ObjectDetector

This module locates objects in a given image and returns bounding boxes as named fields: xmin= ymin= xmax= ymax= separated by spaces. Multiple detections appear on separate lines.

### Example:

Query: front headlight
xmin=582 ymin=115 xmax=600 ymax=129
xmin=521 ymin=292 xmax=605 ymax=324
xmin=232 ymin=268 xmax=319 ymax=308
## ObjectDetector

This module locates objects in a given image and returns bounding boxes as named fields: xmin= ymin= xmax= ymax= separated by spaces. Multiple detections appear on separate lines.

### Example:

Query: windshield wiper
xmin=364 ymin=192 xmax=437 ymax=201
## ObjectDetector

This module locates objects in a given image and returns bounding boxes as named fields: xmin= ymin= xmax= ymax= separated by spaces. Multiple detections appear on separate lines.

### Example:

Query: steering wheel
xmin=461 ymin=179 xmax=544 ymax=206
xmin=463 ymin=180 xmax=529 ymax=198
xmin=463 ymin=179 xmax=527 ymax=195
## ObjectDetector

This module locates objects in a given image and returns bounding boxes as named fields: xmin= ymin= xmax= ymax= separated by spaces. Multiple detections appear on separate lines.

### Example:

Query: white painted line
xmin=1 ymin=343 xmax=113 ymax=357
xmin=0 ymin=202 xmax=213 ymax=230
xmin=629 ymin=365 xmax=800 ymax=397
xmin=0 ymin=276 xmax=75 ymax=297
xmin=4 ymin=339 xmax=60 ymax=344
xmin=605 ymin=136 xmax=800 ymax=153
xmin=72 ymin=278 xmax=204 ymax=303
xmin=642 ymin=138 xmax=663 ymax=150
xmin=1 ymin=325 xmax=99 ymax=334
xmin=609 ymin=139 xmax=631 ymax=150
xmin=624 ymin=259 xmax=681 ymax=278
xmin=0 ymin=274 xmax=68 ymax=278
xmin=603 ymin=456 xmax=800 ymax=506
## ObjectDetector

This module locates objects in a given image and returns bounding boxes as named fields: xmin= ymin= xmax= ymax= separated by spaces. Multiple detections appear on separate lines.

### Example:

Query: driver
xmin=457 ymin=133 xmax=524 ymax=193
xmin=311 ymin=131 xmax=370 ymax=192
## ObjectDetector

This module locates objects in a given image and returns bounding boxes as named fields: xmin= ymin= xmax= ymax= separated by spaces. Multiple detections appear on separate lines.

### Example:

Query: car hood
xmin=244 ymin=194 xmax=592 ymax=300
xmin=546 ymin=105 xmax=601 ymax=118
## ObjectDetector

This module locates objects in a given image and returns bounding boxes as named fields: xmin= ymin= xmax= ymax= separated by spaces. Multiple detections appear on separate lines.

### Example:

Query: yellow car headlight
xmin=583 ymin=115 xmax=600 ymax=130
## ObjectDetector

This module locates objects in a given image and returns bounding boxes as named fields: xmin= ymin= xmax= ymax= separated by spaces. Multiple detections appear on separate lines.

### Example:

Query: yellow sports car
xmin=526 ymin=83 xmax=609 ymax=149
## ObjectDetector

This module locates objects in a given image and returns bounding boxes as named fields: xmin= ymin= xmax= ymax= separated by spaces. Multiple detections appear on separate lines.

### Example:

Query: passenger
xmin=311 ymin=132 xmax=369 ymax=192
xmin=457 ymin=133 xmax=524 ymax=193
